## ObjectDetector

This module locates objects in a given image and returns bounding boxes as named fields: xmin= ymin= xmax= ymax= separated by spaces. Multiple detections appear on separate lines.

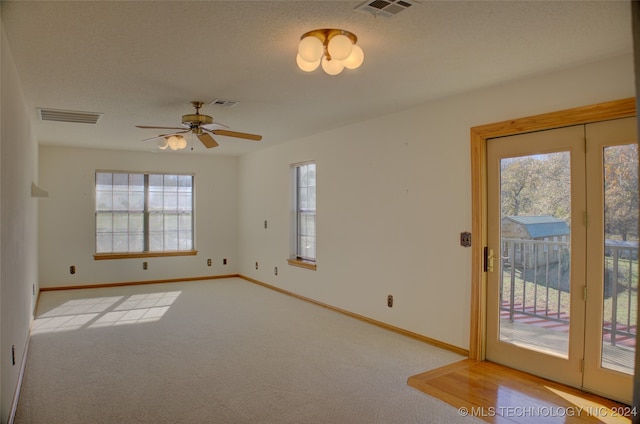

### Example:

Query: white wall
xmin=1 ymin=19 xmax=39 ymax=424
xmin=38 ymin=147 xmax=239 ymax=288
xmin=238 ymin=53 xmax=636 ymax=351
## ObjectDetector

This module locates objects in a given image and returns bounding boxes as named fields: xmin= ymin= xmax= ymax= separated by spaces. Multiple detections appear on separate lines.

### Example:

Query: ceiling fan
xmin=136 ymin=101 xmax=262 ymax=149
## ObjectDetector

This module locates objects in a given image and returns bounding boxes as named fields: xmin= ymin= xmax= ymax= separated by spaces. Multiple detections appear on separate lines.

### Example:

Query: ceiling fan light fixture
xmin=158 ymin=138 xmax=169 ymax=150
xmin=297 ymin=29 xmax=364 ymax=75
xmin=166 ymin=135 xmax=187 ymax=151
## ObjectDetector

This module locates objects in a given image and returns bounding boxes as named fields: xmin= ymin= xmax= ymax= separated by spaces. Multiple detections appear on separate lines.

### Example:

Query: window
xmin=289 ymin=162 xmax=316 ymax=270
xmin=95 ymin=171 xmax=195 ymax=258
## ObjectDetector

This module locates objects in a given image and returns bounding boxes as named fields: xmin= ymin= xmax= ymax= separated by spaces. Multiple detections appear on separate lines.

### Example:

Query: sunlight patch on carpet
xmin=32 ymin=291 xmax=181 ymax=334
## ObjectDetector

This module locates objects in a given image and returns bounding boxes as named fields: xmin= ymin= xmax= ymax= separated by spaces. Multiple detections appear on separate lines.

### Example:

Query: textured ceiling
xmin=1 ymin=0 xmax=634 ymax=155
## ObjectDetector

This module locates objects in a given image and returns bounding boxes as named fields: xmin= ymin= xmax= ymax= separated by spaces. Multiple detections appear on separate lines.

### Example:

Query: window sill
xmin=94 ymin=250 xmax=198 ymax=260
xmin=287 ymin=258 xmax=317 ymax=271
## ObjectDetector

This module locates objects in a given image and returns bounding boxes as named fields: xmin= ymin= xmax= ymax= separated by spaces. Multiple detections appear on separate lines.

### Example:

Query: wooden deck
xmin=408 ymin=359 xmax=633 ymax=423
xmin=500 ymin=316 xmax=635 ymax=375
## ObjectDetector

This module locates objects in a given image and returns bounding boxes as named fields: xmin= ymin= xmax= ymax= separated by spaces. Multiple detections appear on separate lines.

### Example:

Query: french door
xmin=486 ymin=117 xmax=637 ymax=404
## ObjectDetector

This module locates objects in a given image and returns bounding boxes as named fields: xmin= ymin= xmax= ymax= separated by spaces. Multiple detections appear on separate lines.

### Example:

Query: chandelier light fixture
xmin=296 ymin=29 xmax=364 ymax=76
xmin=158 ymin=135 xmax=188 ymax=151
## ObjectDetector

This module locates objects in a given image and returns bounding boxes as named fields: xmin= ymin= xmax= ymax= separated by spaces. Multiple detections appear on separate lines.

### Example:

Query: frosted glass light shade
xmin=321 ymin=56 xmax=344 ymax=76
xmin=298 ymin=36 xmax=324 ymax=62
xmin=167 ymin=135 xmax=187 ymax=150
xmin=343 ymin=44 xmax=364 ymax=70
xmin=296 ymin=54 xmax=321 ymax=72
xmin=158 ymin=138 xmax=169 ymax=150
xmin=327 ymin=34 xmax=353 ymax=61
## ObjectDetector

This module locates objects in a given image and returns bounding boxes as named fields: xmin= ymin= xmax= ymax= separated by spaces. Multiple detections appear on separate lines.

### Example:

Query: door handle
xmin=484 ymin=247 xmax=495 ymax=273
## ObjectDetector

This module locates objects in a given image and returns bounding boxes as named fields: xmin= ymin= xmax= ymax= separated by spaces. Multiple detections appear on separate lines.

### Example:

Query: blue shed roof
xmin=503 ymin=216 xmax=570 ymax=238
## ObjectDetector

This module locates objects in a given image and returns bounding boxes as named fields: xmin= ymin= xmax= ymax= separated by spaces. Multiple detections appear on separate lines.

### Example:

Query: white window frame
xmin=288 ymin=161 xmax=317 ymax=270
xmin=94 ymin=171 xmax=197 ymax=260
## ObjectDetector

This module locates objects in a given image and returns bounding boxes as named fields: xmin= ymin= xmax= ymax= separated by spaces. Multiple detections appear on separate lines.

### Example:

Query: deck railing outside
xmin=500 ymin=238 xmax=637 ymax=347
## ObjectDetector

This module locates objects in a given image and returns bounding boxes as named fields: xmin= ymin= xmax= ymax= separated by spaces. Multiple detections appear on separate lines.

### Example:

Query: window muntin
xmin=96 ymin=172 xmax=194 ymax=254
xmin=293 ymin=162 xmax=316 ymax=262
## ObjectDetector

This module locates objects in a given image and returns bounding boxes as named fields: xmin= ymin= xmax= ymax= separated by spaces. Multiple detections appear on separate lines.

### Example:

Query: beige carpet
xmin=15 ymin=277 xmax=481 ymax=423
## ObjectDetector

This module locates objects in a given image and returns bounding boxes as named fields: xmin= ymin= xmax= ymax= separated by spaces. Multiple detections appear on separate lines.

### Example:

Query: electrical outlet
xmin=143 ymin=262 xmax=148 ymax=270
xmin=264 ymin=220 xmax=268 ymax=229
xmin=223 ymin=258 xmax=227 ymax=265
xmin=207 ymin=258 xmax=212 ymax=267
xmin=70 ymin=265 xmax=76 ymax=275
xmin=387 ymin=295 xmax=393 ymax=308
xmin=274 ymin=266 xmax=278 ymax=276
xmin=255 ymin=261 xmax=259 ymax=270
xmin=460 ymin=232 xmax=472 ymax=247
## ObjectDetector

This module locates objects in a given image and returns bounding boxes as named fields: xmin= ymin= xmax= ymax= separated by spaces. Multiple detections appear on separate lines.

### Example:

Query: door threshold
xmin=408 ymin=359 xmax=632 ymax=423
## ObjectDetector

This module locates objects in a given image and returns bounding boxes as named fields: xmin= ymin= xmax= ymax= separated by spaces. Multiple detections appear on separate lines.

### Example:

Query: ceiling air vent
xmin=355 ymin=0 xmax=416 ymax=18
xmin=37 ymin=108 xmax=103 ymax=124
xmin=209 ymin=99 xmax=238 ymax=108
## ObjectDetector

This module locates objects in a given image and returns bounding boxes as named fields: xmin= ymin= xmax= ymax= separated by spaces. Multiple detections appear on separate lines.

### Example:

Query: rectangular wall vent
xmin=37 ymin=108 xmax=103 ymax=124
xmin=355 ymin=0 xmax=415 ymax=18
xmin=209 ymin=99 xmax=238 ymax=108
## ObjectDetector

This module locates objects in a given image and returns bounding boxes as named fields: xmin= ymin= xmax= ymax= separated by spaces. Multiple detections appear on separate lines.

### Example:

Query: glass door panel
xmin=498 ymin=152 xmax=572 ymax=358
xmin=486 ymin=125 xmax=585 ymax=388
xmin=602 ymin=143 xmax=637 ymax=374
xmin=583 ymin=117 xmax=637 ymax=404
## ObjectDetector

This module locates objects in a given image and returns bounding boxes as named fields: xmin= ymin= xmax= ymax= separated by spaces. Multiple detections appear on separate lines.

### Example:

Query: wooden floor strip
xmin=408 ymin=359 xmax=633 ymax=423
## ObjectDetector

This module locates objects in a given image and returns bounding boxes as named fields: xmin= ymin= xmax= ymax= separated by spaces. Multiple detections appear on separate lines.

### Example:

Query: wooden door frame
xmin=469 ymin=97 xmax=636 ymax=361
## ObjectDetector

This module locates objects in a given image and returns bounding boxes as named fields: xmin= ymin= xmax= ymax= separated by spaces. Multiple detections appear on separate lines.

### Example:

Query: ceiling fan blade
xmin=140 ymin=130 xmax=189 ymax=142
xmin=201 ymin=122 xmax=230 ymax=130
xmin=212 ymin=129 xmax=262 ymax=141
xmin=198 ymin=132 xmax=219 ymax=148
xmin=136 ymin=125 xmax=186 ymax=130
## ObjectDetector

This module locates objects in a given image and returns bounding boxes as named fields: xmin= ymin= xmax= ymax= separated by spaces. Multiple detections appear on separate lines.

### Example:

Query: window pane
xmin=178 ymin=194 xmax=192 ymax=211
xmin=129 ymin=213 xmax=144 ymax=232
xmin=96 ymin=234 xmax=112 ymax=253
xmin=129 ymin=234 xmax=144 ymax=252
xmin=113 ymin=233 xmax=129 ymax=252
xmin=129 ymin=192 xmax=144 ymax=211
xmin=96 ymin=213 xmax=113 ymax=233
xmin=113 ymin=213 xmax=129 ymax=232
xmin=164 ymin=214 xmax=178 ymax=231
xmin=149 ymin=232 xmax=163 ymax=251
xmin=112 ymin=192 xmax=129 ymax=211
xmin=96 ymin=172 xmax=112 ymax=189
xmin=164 ymin=193 xmax=178 ymax=210
xmin=164 ymin=175 xmax=178 ymax=190
xmin=129 ymin=173 xmax=144 ymax=188
xmin=113 ymin=173 xmax=129 ymax=190
xmin=149 ymin=174 xmax=163 ymax=191
xmin=178 ymin=175 xmax=192 ymax=191
xmin=96 ymin=191 xmax=113 ymax=211
xmin=164 ymin=231 xmax=178 ymax=250
xmin=306 ymin=164 xmax=316 ymax=186
xmin=178 ymin=213 xmax=192 ymax=229
xmin=179 ymin=231 xmax=193 ymax=250
xmin=149 ymin=192 xmax=163 ymax=211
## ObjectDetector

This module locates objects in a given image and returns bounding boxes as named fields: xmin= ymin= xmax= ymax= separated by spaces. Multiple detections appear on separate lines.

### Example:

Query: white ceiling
xmin=1 ymin=0 xmax=634 ymax=155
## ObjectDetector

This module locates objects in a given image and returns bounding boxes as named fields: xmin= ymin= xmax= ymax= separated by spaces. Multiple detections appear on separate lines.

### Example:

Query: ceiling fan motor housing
xmin=182 ymin=113 xmax=213 ymax=127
